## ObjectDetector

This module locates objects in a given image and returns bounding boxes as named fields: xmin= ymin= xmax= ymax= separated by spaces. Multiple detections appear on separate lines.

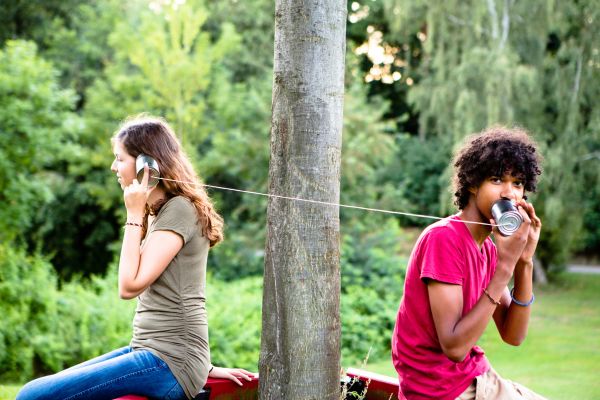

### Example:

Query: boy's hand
xmin=491 ymin=204 xmax=531 ymax=276
xmin=515 ymin=200 xmax=542 ymax=264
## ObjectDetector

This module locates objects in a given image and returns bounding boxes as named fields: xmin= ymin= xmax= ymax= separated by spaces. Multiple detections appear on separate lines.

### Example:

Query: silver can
xmin=491 ymin=199 xmax=523 ymax=236
xmin=135 ymin=154 xmax=161 ymax=187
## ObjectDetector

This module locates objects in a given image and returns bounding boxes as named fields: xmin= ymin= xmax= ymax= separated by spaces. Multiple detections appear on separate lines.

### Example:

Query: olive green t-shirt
xmin=130 ymin=196 xmax=211 ymax=399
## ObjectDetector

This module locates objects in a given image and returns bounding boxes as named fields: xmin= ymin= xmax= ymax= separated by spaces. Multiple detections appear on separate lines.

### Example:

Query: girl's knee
xmin=16 ymin=381 xmax=37 ymax=400
xmin=16 ymin=377 xmax=53 ymax=400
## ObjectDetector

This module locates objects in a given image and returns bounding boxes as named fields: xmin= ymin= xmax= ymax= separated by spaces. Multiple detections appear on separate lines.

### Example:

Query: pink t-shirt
xmin=391 ymin=215 xmax=497 ymax=400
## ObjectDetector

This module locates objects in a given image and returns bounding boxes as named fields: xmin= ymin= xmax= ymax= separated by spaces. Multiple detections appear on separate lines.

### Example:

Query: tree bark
xmin=259 ymin=1 xmax=347 ymax=399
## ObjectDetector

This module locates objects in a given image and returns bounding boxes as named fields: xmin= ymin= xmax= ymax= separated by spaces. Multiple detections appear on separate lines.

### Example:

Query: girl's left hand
xmin=208 ymin=366 xmax=256 ymax=386
xmin=124 ymin=166 xmax=151 ymax=218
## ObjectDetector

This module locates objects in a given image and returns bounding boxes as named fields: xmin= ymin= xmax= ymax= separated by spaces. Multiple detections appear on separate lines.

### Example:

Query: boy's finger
xmin=517 ymin=205 xmax=532 ymax=224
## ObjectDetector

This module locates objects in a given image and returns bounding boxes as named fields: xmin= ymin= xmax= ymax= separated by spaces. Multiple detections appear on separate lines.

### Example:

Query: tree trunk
xmin=259 ymin=1 xmax=347 ymax=399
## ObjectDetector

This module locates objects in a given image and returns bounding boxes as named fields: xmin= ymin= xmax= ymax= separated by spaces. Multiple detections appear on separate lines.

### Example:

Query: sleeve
xmin=420 ymin=227 xmax=465 ymax=285
xmin=153 ymin=197 xmax=198 ymax=244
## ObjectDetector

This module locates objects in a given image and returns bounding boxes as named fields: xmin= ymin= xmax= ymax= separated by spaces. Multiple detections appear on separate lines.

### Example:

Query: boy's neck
xmin=459 ymin=204 xmax=492 ymax=247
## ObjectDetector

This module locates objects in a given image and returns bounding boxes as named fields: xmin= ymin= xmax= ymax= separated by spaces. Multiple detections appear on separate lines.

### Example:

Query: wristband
xmin=510 ymin=288 xmax=535 ymax=307
xmin=124 ymin=221 xmax=143 ymax=228
xmin=483 ymin=288 xmax=501 ymax=306
xmin=209 ymin=365 xmax=214 ymax=373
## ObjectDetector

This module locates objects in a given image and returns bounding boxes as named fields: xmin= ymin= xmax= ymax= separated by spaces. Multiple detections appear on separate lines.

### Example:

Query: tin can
xmin=491 ymin=199 xmax=523 ymax=236
xmin=135 ymin=154 xmax=160 ymax=187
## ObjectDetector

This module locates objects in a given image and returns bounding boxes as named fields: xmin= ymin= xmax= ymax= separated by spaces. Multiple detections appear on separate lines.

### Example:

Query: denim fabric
xmin=16 ymin=346 xmax=187 ymax=400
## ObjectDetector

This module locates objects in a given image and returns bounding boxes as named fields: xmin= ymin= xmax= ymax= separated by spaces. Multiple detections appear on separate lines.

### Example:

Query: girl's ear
xmin=468 ymin=186 xmax=477 ymax=195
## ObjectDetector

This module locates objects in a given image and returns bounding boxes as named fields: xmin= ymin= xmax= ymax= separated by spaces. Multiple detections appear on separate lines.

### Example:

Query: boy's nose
xmin=500 ymin=184 xmax=517 ymax=201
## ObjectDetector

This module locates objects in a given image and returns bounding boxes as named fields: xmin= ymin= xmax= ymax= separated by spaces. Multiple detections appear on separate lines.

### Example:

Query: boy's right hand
xmin=492 ymin=203 xmax=532 ymax=277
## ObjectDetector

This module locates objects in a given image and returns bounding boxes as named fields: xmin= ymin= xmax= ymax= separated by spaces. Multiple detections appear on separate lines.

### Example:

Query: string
xmin=156 ymin=176 xmax=501 ymax=228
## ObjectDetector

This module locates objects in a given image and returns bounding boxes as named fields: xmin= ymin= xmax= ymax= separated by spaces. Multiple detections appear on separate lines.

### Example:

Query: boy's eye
xmin=514 ymin=181 xmax=524 ymax=187
xmin=490 ymin=177 xmax=502 ymax=183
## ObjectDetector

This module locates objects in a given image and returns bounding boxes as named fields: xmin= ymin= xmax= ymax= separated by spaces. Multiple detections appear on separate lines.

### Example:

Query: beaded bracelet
xmin=124 ymin=221 xmax=143 ymax=228
xmin=483 ymin=288 xmax=501 ymax=306
xmin=510 ymin=288 xmax=535 ymax=307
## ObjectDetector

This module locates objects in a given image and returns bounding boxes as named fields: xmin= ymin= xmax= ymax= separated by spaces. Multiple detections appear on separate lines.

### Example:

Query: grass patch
xmin=365 ymin=273 xmax=600 ymax=400
xmin=0 ymin=384 xmax=20 ymax=400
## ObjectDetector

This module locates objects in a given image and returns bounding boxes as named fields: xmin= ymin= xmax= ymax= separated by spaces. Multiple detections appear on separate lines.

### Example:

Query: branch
xmin=499 ymin=0 xmax=511 ymax=50
xmin=447 ymin=14 xmax=489 ymax=35
xmin=571 ymin=50 xmax=583 ymax=105
xmin=486 ymin=0 xmax=499 ymax=40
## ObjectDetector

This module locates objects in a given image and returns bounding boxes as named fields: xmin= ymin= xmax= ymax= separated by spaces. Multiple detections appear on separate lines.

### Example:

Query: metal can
xmin=491 ymin=199 xmax=523 ymax=236
xmin=135 ymin=154 xmax=161 ymax=187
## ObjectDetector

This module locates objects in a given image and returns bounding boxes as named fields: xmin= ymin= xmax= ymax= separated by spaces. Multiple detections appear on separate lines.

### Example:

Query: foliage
xmin=0 ymin=245 xmax=135 ymax=381
xmin=207 ymin=276 xmax=263 ymax=370
xmin=369 ymin=0 xmax=600 ymax=268
xmin=378 ymin=134 xmax=451 ymax=225
xmin=0 ymin=40 xmax=79 ymax=244
xmin=341 ymin=284 xmax=400 ymax=366
xmin=0 ymin=244 xmax=59 ymax=381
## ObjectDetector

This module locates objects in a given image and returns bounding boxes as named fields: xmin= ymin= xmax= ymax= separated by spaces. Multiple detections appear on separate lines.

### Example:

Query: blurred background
xmin=0 ymin=0 xmax=598 ymax=399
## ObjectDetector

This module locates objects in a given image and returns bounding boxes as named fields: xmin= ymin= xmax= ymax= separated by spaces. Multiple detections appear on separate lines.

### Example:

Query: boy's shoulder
xmin=422 ymin=215 xmax=465 ymax=238
xmin=414 ymin=215 xmax=475 ymax=252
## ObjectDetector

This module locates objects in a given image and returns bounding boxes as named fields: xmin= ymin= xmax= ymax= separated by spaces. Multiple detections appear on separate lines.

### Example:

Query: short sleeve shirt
xmin=391 ymin=215 xmax=497 ymax=400
xmin=130 ymin=196 xmax=211 ymax=399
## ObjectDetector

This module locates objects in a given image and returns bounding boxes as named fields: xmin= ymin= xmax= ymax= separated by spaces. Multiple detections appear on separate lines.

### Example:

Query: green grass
xmin=366 ymin=272 xmax=600 ymax=400
xmin=0 ymin=385 xmax=20 ymax=400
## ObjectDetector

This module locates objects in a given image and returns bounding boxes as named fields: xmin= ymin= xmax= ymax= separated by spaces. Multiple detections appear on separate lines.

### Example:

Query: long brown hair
xmin=113 ymin=115 xmax=224 ymax=247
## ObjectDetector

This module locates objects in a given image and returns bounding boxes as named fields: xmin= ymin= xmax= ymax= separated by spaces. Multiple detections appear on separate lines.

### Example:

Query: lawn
xmin=366 ymin=272 xmax=600 ymax=400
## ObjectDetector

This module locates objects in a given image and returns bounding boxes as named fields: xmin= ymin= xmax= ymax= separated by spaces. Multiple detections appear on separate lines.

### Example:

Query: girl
xmin=18 ymin=116 xmax=253 ymax=400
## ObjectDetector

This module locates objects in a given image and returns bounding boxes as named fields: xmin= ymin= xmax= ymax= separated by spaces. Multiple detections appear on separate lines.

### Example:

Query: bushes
xmin=0 ymin=244 xmax=59 ymax=381
xmin=0 ymin=247 xmax=402 ymax=380
xmin=206 ymin=276 xmax=262 ymax=370
xmin=341 ymin=285 xmax=401 ymax=366
xmin=0 ymin=246 xmax=134 ymax=381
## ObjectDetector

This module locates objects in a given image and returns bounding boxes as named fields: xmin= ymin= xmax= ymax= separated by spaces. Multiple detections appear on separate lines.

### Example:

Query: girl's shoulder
xmin=158 ymin=196 xmax=197 ymax=220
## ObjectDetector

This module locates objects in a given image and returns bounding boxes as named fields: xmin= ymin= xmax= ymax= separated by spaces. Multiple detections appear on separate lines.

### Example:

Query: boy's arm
xmin=428 ymin=279 xmax=505 ymax=362
xmin=429 ymin=201 xmax=538 ymax=362
xmin=491 ymin=260 xmax=533 ymax=345
xmin=493 ymin=201 xmax=541 ymax=344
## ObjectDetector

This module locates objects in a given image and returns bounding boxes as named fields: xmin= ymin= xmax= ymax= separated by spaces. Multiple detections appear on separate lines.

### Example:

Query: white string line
xmin=157 ymin=176 xmax=501 ymax=227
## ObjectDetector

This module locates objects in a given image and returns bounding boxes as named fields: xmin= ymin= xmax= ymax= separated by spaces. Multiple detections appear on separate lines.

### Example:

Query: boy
xmin=391 ymin=127 xmax=547 ymax=399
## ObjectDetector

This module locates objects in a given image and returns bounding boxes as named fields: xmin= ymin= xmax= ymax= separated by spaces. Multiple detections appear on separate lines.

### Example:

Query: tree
xmin=374 ymin=0 xmax=600 ymax=271
xmin=0 ymin=40 xmax=79 ymax=244
xmin=259 ymin=1 xmax=347 ymax=398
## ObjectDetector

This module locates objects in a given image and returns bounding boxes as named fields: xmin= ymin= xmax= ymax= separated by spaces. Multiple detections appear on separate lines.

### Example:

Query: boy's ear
xmin=468 ymin=186 xmax=477 ymax=195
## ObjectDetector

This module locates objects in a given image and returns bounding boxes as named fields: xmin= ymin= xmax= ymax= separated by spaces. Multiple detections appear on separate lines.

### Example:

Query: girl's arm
xmin=117 ymin=167 xmax=183 ymax=299
xmin=118 ymin=228 xmax=183 ymax=299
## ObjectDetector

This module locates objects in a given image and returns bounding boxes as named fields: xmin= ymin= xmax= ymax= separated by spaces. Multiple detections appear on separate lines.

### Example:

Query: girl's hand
xmin=208 ymin=366 xmax=255 ymax=386
xmin=124 ymin=165 xmax=150 ymax=219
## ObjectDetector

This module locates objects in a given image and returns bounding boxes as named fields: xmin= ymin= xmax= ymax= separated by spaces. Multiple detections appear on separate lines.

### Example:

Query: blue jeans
xmin=16 ymin=346 xmax=187 ymax=400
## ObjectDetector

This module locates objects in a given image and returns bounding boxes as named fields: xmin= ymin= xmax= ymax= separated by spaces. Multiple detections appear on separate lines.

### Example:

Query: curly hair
xmin=452 ymin=126 xmax=542 ymax=210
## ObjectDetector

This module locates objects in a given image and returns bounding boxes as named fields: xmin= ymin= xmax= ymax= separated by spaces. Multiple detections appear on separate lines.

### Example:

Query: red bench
xmin=114 ymin=374 xmax=259 ymax=400
xmin=114 ymin=369 xmax=397 ymax=400
xmin=346 ymin=368 xmax=399 ymax=400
